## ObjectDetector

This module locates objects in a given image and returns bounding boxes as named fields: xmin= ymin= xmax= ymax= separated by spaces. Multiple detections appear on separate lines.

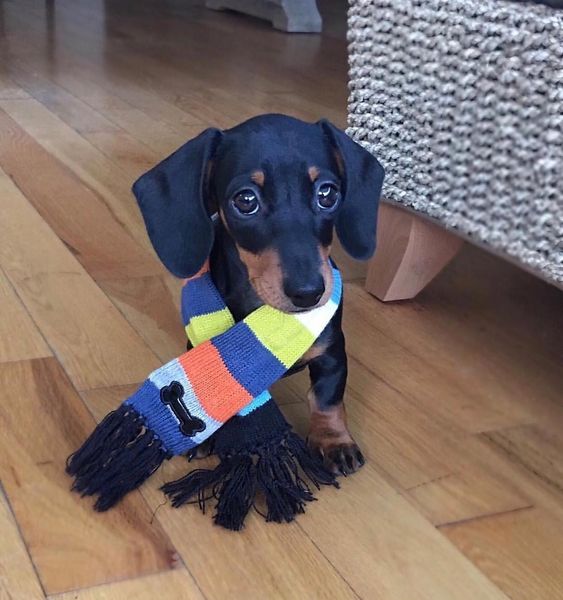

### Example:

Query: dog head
xmin=133 ymin=114 xmax=384 ymax=312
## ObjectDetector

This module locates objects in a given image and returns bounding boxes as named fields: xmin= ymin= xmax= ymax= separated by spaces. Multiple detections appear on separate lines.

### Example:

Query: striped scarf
xmin=67 ymin=263 xmax=342 ymax=529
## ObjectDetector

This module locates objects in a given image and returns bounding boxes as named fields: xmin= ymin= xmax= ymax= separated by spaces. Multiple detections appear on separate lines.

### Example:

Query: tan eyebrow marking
xmin=308 ymin=166 xmax=320 ymax=182
xmin=250 ymin=170 xmax=265 ymax=187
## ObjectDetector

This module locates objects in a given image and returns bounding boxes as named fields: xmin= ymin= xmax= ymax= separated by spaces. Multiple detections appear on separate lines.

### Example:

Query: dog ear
xmin=132 ymin=128 xmax=223 ymax=278
xmin=317 ymin=119 xmax=384 ymax=260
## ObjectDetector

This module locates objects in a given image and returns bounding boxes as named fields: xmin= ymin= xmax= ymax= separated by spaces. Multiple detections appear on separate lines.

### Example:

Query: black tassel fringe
xmin=66 ymin=405 xmax=169 ymax=511
xmin=161 ymin=431 xmax=338 ymax=531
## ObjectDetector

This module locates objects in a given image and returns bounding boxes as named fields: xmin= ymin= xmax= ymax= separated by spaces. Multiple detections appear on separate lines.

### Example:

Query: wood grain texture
xmin=345 ymin=365 xmax=531 ymax=527
xmin=0 ymin=73 xmax=30 ymax=100
xmin=98 ymin=276 xmax=187 ymax=363
xmin=6 ymin=65 xmax=119 ymax=134
xmin=416 ymin=245 xmax=563 ymax=434
xmin=408 ymin=472 xmax=532 ymax=527
xmin=485 ymin=426 xmax=563 ymax=496
xmin=51 ymin=569 xmax=204 ymax=600
xmin=283 ymin=355 xmax=527 ymax=513
xmin=0 ymin=169 xmax=160 ymax=389
xmin=90 ymin=106 xmax=195 ymax=156
xmin=0 ymin=268 xmax=51 ymax=363
xmin=0 ymin=488 xmax=44 ymax=600
xmin=82 ymin=130 xmax=160 ymax=177
xmin=442 ymin=508 xmax=563 ymax=600
xmin=0 ymin=109 xmax=163 ymax=280
xmin=366 ymin=203 xmax=464 ymax=301
xmin=0 ymin=358 xmax=177 ymax=595
xmin=282 ymin=291 xmax=533 ymax=526
xmin=0 ymin=97 xmax=154 ymax=252
xmin=282 ymin=404 xmax=507 ymax=600
xmin=130 ymin=485 xmax=359 ymax=600
xmin=342 ymin=282 xmax=554 ymax=435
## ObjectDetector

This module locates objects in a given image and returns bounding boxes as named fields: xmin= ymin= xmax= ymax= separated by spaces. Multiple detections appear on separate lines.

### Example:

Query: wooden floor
xmin=1 ymin=0 xmax=563 ymax=598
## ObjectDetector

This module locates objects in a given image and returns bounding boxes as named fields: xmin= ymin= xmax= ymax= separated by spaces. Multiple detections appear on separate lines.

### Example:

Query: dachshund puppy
xmin=133 ymin=114 xmax=384 ymax=475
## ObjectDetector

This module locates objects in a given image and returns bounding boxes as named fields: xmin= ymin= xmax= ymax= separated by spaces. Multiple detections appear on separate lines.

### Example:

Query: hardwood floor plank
xmin=485 ymin=425 xmax=563 ymax=497
xmin=0 ymin=268 xmax=51 ymax=363
xmin=130 ymin=476 xmax=359 ymax=600
xmin=434 ymin=245 xmax=563 ymax=368
xmin=46 ymin=67 xmax=203 ymax=144
xmin=82 ymin=130 xmax=160 ymax=177
xmin=282 ymin=403 xmax=508 ymax=600
xmin=282 ymin=357 xmax=452 ymax=490
xmin=7 ymin=66 xmax=119 ymax=134
xmin=282 ymin=314 xmax=532 ymax=525
xmin=81 ymin=386 xmax=358 ymax=600
xmin=4 ymin=20 xmax=205 ymax=133
xmin=51 ymin=569 xmax=204 ymax=600
xmin=0 ymin=73 xmax=31 ymax=100
xmin=360 ymin=246 xmax=563 ymax=434
xmin=0 ymin=97 xmax=154 ymax=252
xmin=6 ymin=48 xmax=201 ymax=152
xmin=98 ymin=276 xmax=188 ymax=363
xmin=408 ymin=472 xmax=533 ymax=527
xmin=92 ymin=106 xmax=195 ymax=156
xmin=6 ymin=0 xmax=343 ymax=129
xmin=343 ymin=284 xmax=540 ymax=434
xmin=0 ymin=358 xmax=177 ymax=595
xmin=0 ymin=108 xmax=163 ymax=280
xmin=344 ymin=353 xmax=532 ymax=526
xmin=0 ymin=169 xmax=160 ymax=389
xmin=442 ymin=508 xmax=563 ymax=600
xmin=80 ymin=383 xmax=140 ymax=414
xmin=0 ymin=488 xmax=45 ymax=600
xmin=5 ymin=0 xmax=345 ymax=150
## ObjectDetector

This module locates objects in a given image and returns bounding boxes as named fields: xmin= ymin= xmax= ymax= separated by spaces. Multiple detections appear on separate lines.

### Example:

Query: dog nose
xmin=284 ymin=280 xmax=325 ymax=309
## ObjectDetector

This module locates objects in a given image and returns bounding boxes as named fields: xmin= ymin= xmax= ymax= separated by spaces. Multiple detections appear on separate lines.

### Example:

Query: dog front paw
xmin=308 ymin=434 xmax=365 ymax=476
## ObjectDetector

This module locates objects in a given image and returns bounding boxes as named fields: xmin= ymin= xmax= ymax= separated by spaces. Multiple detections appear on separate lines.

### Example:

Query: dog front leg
xmin=307 ymin=329 xmax=365 ymax=475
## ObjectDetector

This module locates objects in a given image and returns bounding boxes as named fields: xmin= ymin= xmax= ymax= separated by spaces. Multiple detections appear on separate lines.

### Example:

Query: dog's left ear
xmin=317 ymin=119 xmax=384 ymax=260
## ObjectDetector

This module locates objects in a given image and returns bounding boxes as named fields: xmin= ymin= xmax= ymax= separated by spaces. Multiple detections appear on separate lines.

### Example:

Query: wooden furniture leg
xmin=366 ymin=203 xmax=464 ymax=301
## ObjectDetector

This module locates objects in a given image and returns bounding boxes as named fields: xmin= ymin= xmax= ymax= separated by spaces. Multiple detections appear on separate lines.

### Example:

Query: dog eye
xmin=316 ymin=183 xmax=340 ymax=210
xmin=232 ymin=189 xmax=260 ymax=215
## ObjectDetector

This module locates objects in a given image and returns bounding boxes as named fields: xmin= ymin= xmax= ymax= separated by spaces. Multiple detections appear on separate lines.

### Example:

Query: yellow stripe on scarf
xmin=186 ymin=307 xmax=235 ymax=346
xmin=244 ymin=306 xmax=315 ymax=368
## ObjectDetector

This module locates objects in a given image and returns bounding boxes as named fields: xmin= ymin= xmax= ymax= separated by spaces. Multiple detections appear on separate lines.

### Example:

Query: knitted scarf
xmin=67 ymin=264 xmax=342 ymax=529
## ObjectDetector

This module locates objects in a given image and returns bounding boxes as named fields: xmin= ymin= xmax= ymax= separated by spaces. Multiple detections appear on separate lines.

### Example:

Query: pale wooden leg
xmin=366 ymin=203 xmax=463 ymax=302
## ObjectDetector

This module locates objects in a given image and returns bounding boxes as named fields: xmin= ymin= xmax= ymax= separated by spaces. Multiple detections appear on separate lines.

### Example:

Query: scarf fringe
xmin=161 ymin=432 xmax=338 ymax=531
xmin=66 ymin=405 xmax=169 ymax=511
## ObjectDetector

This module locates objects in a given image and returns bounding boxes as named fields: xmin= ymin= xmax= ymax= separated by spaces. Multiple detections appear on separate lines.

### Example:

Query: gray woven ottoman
xmin=347 ymin=0 xmax=563 ymax=300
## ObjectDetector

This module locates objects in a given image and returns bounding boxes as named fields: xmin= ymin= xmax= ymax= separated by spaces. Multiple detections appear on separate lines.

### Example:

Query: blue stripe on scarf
xmin=238 ymin=390 xmax=272 ymax=416
xmin=211 ymin=322 xmax=286 ymax=396
xmin=181 ymin=273 xmax=227 ymax=322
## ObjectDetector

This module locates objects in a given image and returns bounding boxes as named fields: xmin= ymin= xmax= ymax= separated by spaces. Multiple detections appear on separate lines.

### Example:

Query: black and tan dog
xmin=133 ymin=114 xmax=384 ymax=475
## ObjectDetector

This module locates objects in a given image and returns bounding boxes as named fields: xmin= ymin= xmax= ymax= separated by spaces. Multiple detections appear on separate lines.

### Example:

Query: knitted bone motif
xmin=67 ymin=264 xmax=342 ymax=529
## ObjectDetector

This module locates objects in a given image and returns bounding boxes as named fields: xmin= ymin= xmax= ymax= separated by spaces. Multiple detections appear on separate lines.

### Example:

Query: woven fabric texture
xmin=347 ymin=0 xmax=563 ymax=284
